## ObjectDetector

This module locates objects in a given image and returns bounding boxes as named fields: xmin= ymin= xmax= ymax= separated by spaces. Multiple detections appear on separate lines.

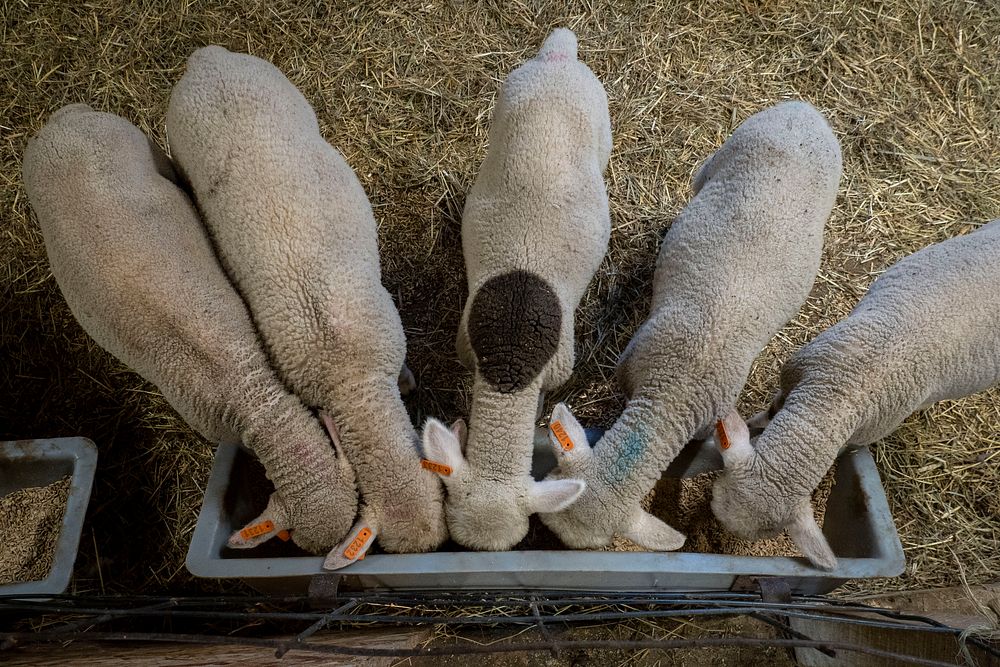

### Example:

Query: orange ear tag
xmin=550 ymin=420 xmax=575 ymax=451
xmin=421 ymin=459 xmax=452 ymax=476
xmin=343 ymin=527 xmax=374 ymax=560
xmin=239 ymin=519 xmax=275 ymax=540
xmin=276 ymin=530 xmax=291 ymax=542
xmin=715 ymin=420 xmax=731 ymax=450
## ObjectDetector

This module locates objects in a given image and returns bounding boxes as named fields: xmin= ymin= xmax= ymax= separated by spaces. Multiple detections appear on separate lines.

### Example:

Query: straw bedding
xmin=1 ymin=1 xmax=997 ymax=594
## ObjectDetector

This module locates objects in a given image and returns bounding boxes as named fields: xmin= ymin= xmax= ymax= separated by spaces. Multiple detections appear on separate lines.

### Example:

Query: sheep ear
xmin=622 ymin=510 xmax=686 ymax=551
xmin=787 ymin=501 xmax=837 ymax=571
xmin=323 ymin=518 xmax=378 ymax=571
xmin=227 ymin=494 xmax=291 ymax=549
xmin=319 ymin=410 xmax=346 ymax=458
xmin=421 ymin=418 xmax=467 ymax=480
xmin=716 ymin=408 xmax=753 ymax=469
xmin=529 ymin=478 xmax=586 ymax=514
xmin=548 ymin=403 xmax=592 ymax=464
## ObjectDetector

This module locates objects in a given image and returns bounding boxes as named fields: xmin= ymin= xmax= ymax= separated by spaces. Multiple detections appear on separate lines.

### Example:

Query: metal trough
xmin=0 ymin=438 xmax=98 ymax=597
xmin=187 ymin=430 xmax=904 ymax=595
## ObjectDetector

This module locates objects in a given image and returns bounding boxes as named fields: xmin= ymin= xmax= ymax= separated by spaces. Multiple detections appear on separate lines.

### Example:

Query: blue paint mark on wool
xmin=603 ymin=426 xmax=647 ymax=485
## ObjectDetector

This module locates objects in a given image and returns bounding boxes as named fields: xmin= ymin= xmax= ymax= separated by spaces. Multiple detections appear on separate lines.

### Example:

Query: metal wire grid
xmin=1 ymin=590 xmax=997 ymax=664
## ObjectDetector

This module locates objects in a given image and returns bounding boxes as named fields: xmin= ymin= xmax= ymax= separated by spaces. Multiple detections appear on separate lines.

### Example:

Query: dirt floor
xmin=1 ymin=0 xmax=999 ymax=598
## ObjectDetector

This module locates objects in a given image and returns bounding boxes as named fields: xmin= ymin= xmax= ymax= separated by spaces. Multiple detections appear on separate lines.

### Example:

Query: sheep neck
xmin=752 ymin=381 xmax=861 ymax=499
xmin=587 ymin=394 xmax=702 ymax=501
xmin=465 ymin=374 xmax=543 ymax=483
xmin=325 ymin=377 xmax=422 ymax=502
xmin=239 ymin=391 xmax=337 ymax=500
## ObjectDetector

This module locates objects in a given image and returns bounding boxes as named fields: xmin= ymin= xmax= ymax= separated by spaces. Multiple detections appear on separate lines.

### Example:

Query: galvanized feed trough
xmin=0 ymin=438 xmax=97 ymax=597
xmin=187 ymin=430 xmax=904 ymax=595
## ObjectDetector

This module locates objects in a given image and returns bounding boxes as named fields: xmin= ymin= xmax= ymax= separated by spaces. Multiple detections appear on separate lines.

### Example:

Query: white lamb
xmin=712 ymin=218 xmax=1000 ymax=570
xmin=539 ymin=101 xmax=843 ymax=552
xmin=21 ymin=105 xmax=357 ymax=554
xmin=420 ymin=28 xmax=613 ymax=551
xmin=165 ymin=46 xmax=446 ymax=568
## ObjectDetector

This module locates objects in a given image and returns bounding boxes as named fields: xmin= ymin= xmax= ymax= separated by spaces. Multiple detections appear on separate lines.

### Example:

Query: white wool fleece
xmin=713 ymin=218 xmax=1000 ymax=570
xmin=541 ymin=101 xmax=842 ymax=555
xmin=421 ymin=28 xmax=613 ymax=551
xmin=166 ymin=46 xmax=446 ymax=567
xmin=21 ymin=105 xmax=357 ymax=554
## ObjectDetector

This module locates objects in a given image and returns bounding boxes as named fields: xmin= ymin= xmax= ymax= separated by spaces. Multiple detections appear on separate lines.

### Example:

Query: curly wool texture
xmin=468 ymin=270 xmax=563 ymax=393
xmin=21 ymin=106 xmax=357 ymax=555
xmin=542 ymin=101 xmax=842 ymax=549
xmin=713 ymin=218 xmax=1000 ymax=540
xmin=440 ymin=29 xmax=612 ymax=550
xmin=165 ymin=47 xmax=445 ymax=554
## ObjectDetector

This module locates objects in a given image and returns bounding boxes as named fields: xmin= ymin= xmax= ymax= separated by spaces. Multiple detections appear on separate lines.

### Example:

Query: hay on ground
xmin=1 ymin=1 xmax=997 ymax=595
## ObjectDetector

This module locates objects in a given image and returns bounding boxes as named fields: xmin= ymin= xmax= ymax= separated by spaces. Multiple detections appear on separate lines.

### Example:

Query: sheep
xmin=712 ymin=218 xmax=1000 ymax=570
xmin=165 ymin=46 xmax=446 ymax=568
xmin=21 ymin=104 xmax=357 ymax=554
xmin=538 ymin=101 xmax=843 ymax=553
xmin=419 ymin=28 xmax=613 ymax=551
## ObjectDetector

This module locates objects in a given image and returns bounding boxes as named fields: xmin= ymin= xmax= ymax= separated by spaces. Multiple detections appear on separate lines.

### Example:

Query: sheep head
xmin=710 ymin=408 xmax=838 ymax=571
xmin=420 ymin=417 xmax=585 ymax=551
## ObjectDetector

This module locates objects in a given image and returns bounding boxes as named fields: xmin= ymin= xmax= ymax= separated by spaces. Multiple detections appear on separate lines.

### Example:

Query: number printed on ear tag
xmin=421 ymin=459 xmax=452 ymax=476
xmin=239 ymin=520 xmax=275 ymax=540
xmin=715 ymin=420 xmax=731 ymax=450
xmin=343 ymin=527 xmax=374 ymax=560
xmin=550 ymin=420 xmax=575 ymax=451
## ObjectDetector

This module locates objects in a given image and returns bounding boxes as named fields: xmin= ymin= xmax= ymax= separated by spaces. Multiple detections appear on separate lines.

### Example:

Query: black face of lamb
xmin=468 ymin=270 xmax=561 ymax=393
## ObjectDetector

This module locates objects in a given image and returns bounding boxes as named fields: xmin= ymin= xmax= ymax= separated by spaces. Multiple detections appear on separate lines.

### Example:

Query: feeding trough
xmin=0 ymin=438 xmax=97 ymax=597
xmin=187 ymin=430 xmax=904 ymax=595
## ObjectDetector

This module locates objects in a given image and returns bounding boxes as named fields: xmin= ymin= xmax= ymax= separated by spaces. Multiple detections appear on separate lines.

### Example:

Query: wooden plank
xmin=792 ymin=583 xmax=1000 ymax=666
xmin=859 ymin=583 xmax=1000 ymax=629
xmin=1 ymin=627 xmax=431 ymax=666
xmin=791 ymin=615 xmax=997 ymax=666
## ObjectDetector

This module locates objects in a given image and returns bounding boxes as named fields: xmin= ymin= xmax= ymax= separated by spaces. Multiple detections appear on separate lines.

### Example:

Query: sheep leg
xmin=691 ymin=150 xmax=717 ymax=195
xmin=455 ymin=318 xmax=476 ymax=372
xmin=747 ymin=390 xmax=786 ymax=434
xmin=746 ymin=409 xmax=771 ymax=431
xmin=398 ymin=364 xmax=416 ymax=396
